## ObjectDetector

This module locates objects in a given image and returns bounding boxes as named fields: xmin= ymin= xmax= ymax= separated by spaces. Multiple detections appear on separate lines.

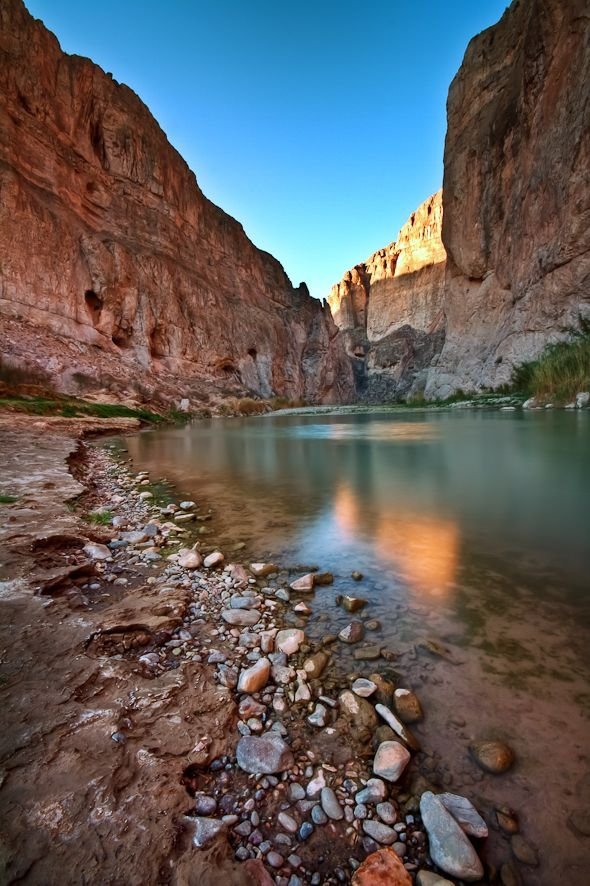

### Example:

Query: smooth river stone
xmin=236 ymin=734 xmax=294 ymax=774
xmin=320 ymin=787 xmax=344 ymax=820
xmin=221 ymin=609 xmax=261 ymax=626
xmin=393 ymin=688 xmax=423 ymax=723
xmin=250 ymin=562 xmax=278 ymax=577
xmin=238 ymin=658 xmax=271 ymax=693
xmin=190 ymin=816 xmax=226 ymax=848
xmin=289 ymin=573 xmax=315 ymax=592
xmin=276 ymin=628 xmax=305 ymax=655
xmin=338 ymin=620 xmax=365 ymax=644
xmin=83 ymin=542 xmax=112 ymax=561
xmin=469 ymin=740 xmax=515 ymax=774
xmin=352 ymin=678 xmax=377 ymax=698
xmin=420 ymin=791 xmax=484 ymax=882
xmin=362 ymin=819 xmax=397 ymax=845
xmin=439 ymin=792 xmax=489 ymax=838
xmin=303 ymin=651 xmax=329 ymax=678
xmin=204 ymin=551 xmax=224 ymax=568
xmin=177 ymin=549 xmax=203 ymax=569
xmin=352 ymin=848 xmax=411 ymax=886
xmin=373 ymin=741 xmax=411 ymax=782
xmin=230 ymin=594 xmax=261 ymax=609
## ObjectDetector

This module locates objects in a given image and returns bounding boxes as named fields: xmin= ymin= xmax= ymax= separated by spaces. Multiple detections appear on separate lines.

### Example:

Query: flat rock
xmin=353 ymin=645 xmax=382 ymax=661
xmin=469 ymin=740 xmax=514 ymax=774
xmin=352 ymin=847 xmax=411 ymax=886
xmin=236 ymin=734 xmax=294 ymax=774
xmin=420 ymin=791 xmax=484 ymax=882
xmin=375 ymin=703 xmax=420 ymax=751
xmin=238 ymin=658 xmax=271 ymax=693
xmin=190 ymin=816 xmax=226 ymax=848
xmin=373 ymin=741 xmax=411 ymax=783
xmin=221 ymin=609 xmax=260 ymax=626
xmin=289 ymin=573 xmax=315 ymax=592
xmin=394 ymin=688 xmax=423 ymax=724
xmin=250 ymin=562 xmax=278 ymax=577
xmin=276 ymin=628 xmax=305 ymax=655
xmin=230 ymin=594 xmax=260 ymax=609
xmin=339 ymin=620 xmax=365 ymax=644
xmin=439 ymin=792 xmax=488 ymax=838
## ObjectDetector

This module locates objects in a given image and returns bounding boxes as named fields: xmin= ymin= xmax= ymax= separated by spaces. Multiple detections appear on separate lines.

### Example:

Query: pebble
xmin=221 ymin=609 xmax=261 ymax=626
xmin=438 ymin=792 xmax=488 ymax=838
xmin=362 ymin=819 xmax=396 ymax=845
xmin=194 ymin=795 xmax=217 ymax=815
xmin=511 ymin=834 xmax=539 ymax=866
xmin=373 ymin=741 xmax=411 ymax=782
xmin=338 ymin=621 xmax=365 ymax=644
xmin=276 ymin=629 xmax=305 ymax=655
xmin=307 ymin=703 xmax=327 ymax=728
xmin=355 ymin=779 xmax=387 ymax=804
xmin=321 ymin=787 xmax=344 ymax=821
xmin=278 ymin=812 xmax=298 ymax=833
xmin=393 ymin=688 xmax=423 ymax=724
xmin=267 ymin=851 xmax=284 ymax=869
xmin=469 ymin=740 xmax=514 ymax=774
xmin=311 ymin=805 xmax=328 ymax=825
xmin=238 ymin=658 xmax=271 ymax=693
xmin=204 ymin=551 xmax=224 ymax=568
xmin=352 ymin=678 xmax=377 ymax=698
xmin=289 ymin=573 xmax=315 ymax=592
xmin=376 ymin=802 xmax=397 ymax=825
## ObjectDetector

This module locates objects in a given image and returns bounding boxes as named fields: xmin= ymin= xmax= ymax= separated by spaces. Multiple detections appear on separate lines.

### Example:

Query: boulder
xmin=420 ymin=791 xmax=483 ymax=882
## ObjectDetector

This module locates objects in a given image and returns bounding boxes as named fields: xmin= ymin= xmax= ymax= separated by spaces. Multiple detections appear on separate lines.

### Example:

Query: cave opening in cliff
xmin=84 ymin=290 xmax=103 ymax=325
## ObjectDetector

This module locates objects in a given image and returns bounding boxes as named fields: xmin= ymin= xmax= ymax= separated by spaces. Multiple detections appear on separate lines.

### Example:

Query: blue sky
xmin=27 ymin=0 xmax=508 ymax=299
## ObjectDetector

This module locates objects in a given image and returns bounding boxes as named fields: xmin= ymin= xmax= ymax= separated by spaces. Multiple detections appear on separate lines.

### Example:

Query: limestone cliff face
xmin=425 ymin=0 xmax=590 ymax=398
xmin=330 ymin=0 xmax=590 ymax=401
xmin=0 ymin=0 xmax=353 ymax=406
xmin=328 ymin=192 xmax=446 ymax=400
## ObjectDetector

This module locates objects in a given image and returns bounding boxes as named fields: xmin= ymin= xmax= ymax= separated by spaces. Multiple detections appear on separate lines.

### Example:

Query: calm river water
xmin=124 ymin=408 xmax=590 ymax=883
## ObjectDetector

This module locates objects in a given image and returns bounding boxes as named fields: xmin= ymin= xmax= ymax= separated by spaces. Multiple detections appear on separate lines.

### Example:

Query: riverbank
xmin=0 ymin=417 xmax=585 ymax=885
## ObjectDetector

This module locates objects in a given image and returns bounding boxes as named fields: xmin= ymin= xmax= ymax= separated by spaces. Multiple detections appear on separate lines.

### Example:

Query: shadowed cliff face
xmin=0 ymin=0 xmax=354 ymax=407
xmin=426 ymin=0 xmax=590 ymax=399
xmin=330 ymin=0 xmax=590 ymax=401
xmin=328 ymin=192 xmax=447 ymax=401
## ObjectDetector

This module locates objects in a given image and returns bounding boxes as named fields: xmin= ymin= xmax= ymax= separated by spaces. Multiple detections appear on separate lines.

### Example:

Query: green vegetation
xmin=85 ymin=509 xmax=113 ymax=526
xmin=0 ymin=394 xmax=187 ymax=424
xmin=0 ymin=493 xmax=18 ymax=504
xmin=511 ymin=328 xmax=590 ymax=404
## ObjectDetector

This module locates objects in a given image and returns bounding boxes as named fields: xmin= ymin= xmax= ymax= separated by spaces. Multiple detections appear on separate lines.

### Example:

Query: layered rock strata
xmin=330 ymin=0 xmax=590 ymax=401
xmin=328 ymin=192 xmax=446 ymax=400
xmin=0 ymin=0 xmax=353 ymax=407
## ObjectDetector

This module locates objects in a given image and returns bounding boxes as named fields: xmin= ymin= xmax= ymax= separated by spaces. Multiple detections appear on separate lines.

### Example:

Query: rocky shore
xmin=0 ymin=418 xmax=551 ymax=885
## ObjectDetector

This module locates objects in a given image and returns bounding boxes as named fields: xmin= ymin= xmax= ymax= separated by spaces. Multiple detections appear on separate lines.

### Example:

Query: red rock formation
xmin=426 ymin=0 xmax=590 ymax=398
xmin=0 ymin=0 xmax=353 ymax=407
xmin=328 ymin=192 xmax=446 ymax=400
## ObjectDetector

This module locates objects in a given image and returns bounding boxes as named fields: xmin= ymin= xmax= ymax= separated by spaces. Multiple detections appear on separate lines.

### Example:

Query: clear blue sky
xmin=26 ymin=0 xmax=508 ymax=299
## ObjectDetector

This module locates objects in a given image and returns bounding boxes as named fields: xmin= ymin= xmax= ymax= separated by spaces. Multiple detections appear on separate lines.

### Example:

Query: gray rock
xmin=355 ymin=778 xmax=387 ymax=804
xmin=362 ymin=819 xmax=396 ymax=844
xmin=289 ymin=783 xmax=306 ymax=802
xmin=320 ymin=787 xmax=344 ymax=821
xmin=278 ymin=812 xmax=298 ymax=833
xmin=376 ymin=801 xmax=397 ymax=825
xmin=420 ymin=791 xmax=484 ymax=881
xmin=307 ymin=703 xmax=327 ymax=728
xmin=221 ymin=609 xmax=261 ymax=626
xmin=439 ymin=792 xmax=488 ymax=838
xmin=230 ymin=594 xmax=260 ymax=609
xmin=311 ymin=805 xmax=328 ymax=825
xmin=352 ymin=678 xmax=377 ymax=698
xmin=190 ymin=816 xmax=226 ymax=848
xmin=236 ymin=734 xmax=294 ymax=774
xmin=416 ymin=872 xmax=455 ymax=886
xmin=194 ymin=795 xmax=217 ymax=816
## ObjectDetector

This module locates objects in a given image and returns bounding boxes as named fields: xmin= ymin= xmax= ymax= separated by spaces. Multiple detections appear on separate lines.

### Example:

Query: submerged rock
xmin=338 ymin=595 xmax=367 ymax=613
xmin=439 ymin=792 xmax=488 ymax=838
xmin=289 ymin=573 xmax=315 ymax=592
xmin=393 ymin=688 xmax=423 ymax=724
xmin=339 ymin=621 xmax=365 ymax=644
xmin=420 ymin=791 xmax=483 ymax=882
xmin=236 ymin=734 xmax=294 ymax=774
xmin=250 ymin=562 xmax=278 ymax=577
xmin=352 ymin=678 xmax=377 ymax=698
xmin=469 ymin=740 xmax=514 ymax=774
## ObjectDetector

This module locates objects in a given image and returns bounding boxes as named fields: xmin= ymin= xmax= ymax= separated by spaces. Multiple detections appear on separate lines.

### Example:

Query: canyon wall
xmin=328 ymin=192 xmax=446 ymax=400
xmin=330 ymin=0 xmax=590 ymax=401
xmin=0 ymin=0 xmax=354 ymax=407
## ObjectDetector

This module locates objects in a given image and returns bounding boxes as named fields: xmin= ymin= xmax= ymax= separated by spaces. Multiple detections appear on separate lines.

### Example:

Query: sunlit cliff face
xmin=332 ymin=482 xmax=459 ymax=598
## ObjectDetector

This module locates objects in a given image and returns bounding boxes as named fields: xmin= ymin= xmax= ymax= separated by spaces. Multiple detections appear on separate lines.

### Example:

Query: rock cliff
xmin=328 ymin=192 xmax=446 ymax=400
xmin=0 ymin=0 xmax=354 ymax=407
xmin=330 ymin=0 xmax=590 ymax=401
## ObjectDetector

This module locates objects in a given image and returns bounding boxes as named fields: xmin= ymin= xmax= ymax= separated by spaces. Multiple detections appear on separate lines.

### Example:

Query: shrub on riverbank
xmin=512 ymin=329 xmax=590 ymax=403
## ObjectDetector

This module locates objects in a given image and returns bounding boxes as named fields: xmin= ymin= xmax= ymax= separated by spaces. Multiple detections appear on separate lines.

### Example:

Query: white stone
xmin=83 ymin=542 xmax=112 ymax=561
xmin=204 ymin=551 xmax=224 ymax=568
xmin=352 ymin=678 xmax=377 ymax=698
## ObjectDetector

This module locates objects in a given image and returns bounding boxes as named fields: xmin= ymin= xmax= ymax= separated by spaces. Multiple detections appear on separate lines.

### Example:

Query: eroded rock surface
xmin=0 ymin=0 xmax=353 ymax=408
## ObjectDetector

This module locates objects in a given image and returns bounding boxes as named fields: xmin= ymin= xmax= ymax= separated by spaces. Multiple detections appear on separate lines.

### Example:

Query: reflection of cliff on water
xmin=125 ymin=411 xmax=589 ymax=594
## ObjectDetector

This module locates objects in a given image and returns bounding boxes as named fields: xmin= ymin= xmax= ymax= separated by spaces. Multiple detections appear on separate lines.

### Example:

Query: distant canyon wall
xmin=0 ymin=0 xmax=354 ymax=407
xmin=330 ymin=0 xmax=590 ymax=401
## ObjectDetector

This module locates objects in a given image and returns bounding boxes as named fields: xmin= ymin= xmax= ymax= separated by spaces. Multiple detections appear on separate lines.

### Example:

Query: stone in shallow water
xmin=511 ymin=835 xmax=539 ymax=866
xmin=469 ymin=740 xmax=514 ymax=774
xmin=352 ymin=847 xmax=411 ymax=886
xmin=221 ymin=609 xmax=260 ymax=626
xmin=394 ymin=688 xmax=423 ymax=724
xmin=276 ymin=628 xmax=305 ymax=655
xmin=289 ymin=573 xmax=315 ymax=592
xmin=352 ymin=678 xmax=377 ymax=698
xmin=238 ymin=658 xmax=271 ymax=693
xmin=303 ymin=651 xmax=328 ymax=678
xmin=419 ymin=791 xmax=483 ymax=882
xmin=438 ymin=792 xmax=488 ymax=838
xmin=339 ymin=620 xmax=365 ymax=644
xmin=373 ymin=741 xmax=410 ymax=783
xmin=250 ymin=562 xmax=278 ymax=577
xmin=353 ymin=645 xmax=382 ymax=661
xmin=236 ymin=734 xmax=294 ymax=774
xmin=375 ymin=703 xmax=420 ymax=751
